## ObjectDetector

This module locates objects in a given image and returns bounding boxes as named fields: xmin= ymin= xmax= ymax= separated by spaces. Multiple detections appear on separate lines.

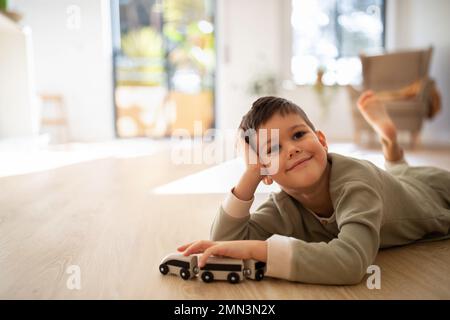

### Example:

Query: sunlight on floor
xmin=2 ymin=137 xmax=448 ymax=194
xmin=151 ymin=143 xmax=387 ymax=195
xmin=0 ymin=137 xmax=168 ymax=178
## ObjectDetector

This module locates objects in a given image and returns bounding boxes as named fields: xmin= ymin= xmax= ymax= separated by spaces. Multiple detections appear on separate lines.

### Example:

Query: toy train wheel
xmin=201 ymin=271 xmax=214 ymax=283
xmin=227 ymin=272 xmax=240 ymax=284
xmin=180 ymin=268 xmax=190 ymax=280
xmin=159 ymin=264 xmax=169 ymax=275
xmin=255 ymin=269 xmax=264 ymax=281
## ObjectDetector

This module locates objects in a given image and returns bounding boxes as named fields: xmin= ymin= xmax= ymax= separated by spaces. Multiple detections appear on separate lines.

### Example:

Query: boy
xmin=177 ymin=91 xmax=450 ymax=285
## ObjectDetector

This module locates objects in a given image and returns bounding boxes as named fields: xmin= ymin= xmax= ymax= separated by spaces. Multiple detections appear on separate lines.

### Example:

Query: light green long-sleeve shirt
xmin=210 ymin=153 xmax=450 ymax=285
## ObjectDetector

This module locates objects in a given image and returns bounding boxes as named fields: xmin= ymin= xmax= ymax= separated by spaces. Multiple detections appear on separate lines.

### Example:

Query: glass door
xmin=111 ymin=0 xmax=215 ymax=138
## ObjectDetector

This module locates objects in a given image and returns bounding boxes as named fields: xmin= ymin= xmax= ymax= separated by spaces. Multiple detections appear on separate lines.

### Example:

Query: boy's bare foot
xmin=357 ymin=91 xmax=404 ymax=162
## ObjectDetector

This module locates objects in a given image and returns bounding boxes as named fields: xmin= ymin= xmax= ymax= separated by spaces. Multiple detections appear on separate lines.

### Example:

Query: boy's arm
xmin=266 ymin=182 xmax=382 ymax=285
xmin=231 ymin=166 xmax=262 ymax=201
xmin=210 ymin=186 xmax=282 ymax=241
xmin=208 ymin=137 xmax=293 ymax=275
xmin=209 ymin=190 xmax=293 ymax=279
xmin=210 ymin=136 xmax=283 ymax=241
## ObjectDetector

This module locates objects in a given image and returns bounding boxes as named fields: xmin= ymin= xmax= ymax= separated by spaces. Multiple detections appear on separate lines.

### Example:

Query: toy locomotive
xmin=159 ymin=253 xmax=266 ymax=284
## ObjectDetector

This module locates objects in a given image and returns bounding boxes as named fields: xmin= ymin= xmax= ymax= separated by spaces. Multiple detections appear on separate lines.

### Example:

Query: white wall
xmin=14 ymin=0 xmax=114 ymax=141
xmin=216 ymin=0 xmax=282 ymax=132
xmin=0 ymin=15 xmax=38 ymax=138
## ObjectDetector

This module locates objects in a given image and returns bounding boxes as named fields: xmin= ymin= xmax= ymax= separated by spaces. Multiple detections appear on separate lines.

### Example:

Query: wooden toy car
xmin=159 ymin=253 xmax=199 ymax=280
xmin=159 ymin=253 xmax=266 ymax=284
xmin=243 ymin=259 xmax=266 ymax=281
xmin=198 ymin=256 xmax=244 ymax=284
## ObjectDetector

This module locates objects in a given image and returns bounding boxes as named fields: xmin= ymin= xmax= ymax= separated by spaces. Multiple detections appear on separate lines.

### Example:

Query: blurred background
xmin=0 ymin=0 xmax=449 ymax=176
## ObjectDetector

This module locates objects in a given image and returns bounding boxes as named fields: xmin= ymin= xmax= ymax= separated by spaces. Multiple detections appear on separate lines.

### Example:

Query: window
xmin=291 ymin=0 xmax=385 ymax=86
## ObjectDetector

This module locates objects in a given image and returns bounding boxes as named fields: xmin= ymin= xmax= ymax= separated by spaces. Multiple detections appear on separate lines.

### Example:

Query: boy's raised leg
xmin=357 ymin=91 xmax=404 ymax=162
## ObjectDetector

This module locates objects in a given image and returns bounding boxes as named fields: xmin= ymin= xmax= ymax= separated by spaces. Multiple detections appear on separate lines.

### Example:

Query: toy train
xmin=159 ymin=253 xmax=266 ymax=284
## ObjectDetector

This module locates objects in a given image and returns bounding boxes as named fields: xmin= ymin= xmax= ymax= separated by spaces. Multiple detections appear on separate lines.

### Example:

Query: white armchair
xmin=348 ymin=47 xmax=435 ymax=148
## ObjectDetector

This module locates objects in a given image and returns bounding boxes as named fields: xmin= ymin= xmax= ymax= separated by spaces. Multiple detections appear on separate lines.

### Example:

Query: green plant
xmin=0 ymin=0 xmax=8 ymax=11
xmin=121 ymin=27 xmax=163 ymax=58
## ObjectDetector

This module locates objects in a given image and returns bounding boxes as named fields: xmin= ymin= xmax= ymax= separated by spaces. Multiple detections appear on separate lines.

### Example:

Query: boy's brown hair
xmin=239 ymin=96 xmax=316 ymax=135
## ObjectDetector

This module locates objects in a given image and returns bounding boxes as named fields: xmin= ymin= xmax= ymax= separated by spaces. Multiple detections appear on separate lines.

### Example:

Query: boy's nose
xmin=288 ymin=148 xmax=303 ymax=159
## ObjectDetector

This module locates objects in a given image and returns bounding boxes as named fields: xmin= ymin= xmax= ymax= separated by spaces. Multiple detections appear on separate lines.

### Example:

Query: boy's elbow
xmin=321 ymin=266 xmax=365 ymax=285
xmin=341 ymin=257 xmax=369 ymax=285
xmin=287 ymin=260 xmax=367 ymax=285
xmin=342 ymin=269 xmax=366 ymax=285
xmin=338 ymin=241 xmax=377 ymax=285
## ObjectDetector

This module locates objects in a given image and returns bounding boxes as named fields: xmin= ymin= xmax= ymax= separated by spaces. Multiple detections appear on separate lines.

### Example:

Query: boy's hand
xmin=177 ymin=240 xmax=267 ymax=268
xmin=237 ymin=137 xmax=273 ymax=186
xmin=231 ymin=137 xmax=273 ymax=201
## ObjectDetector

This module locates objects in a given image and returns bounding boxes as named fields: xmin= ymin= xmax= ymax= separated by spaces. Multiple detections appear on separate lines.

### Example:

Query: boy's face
xmin=256 ymin=112 xmax=329 ymax=190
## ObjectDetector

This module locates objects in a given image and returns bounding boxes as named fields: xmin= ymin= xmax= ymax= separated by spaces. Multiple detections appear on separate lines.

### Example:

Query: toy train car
xmin=159 ymin=253 xmax=266 ymax=284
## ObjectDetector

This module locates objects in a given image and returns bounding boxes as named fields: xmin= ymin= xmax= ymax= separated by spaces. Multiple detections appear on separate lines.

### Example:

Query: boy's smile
xmin=286 ymin=154 xmax=314 ymax=172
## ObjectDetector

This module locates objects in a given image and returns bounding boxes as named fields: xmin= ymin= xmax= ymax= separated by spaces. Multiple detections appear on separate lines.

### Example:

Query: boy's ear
xmin=315 ymin=130 xmax=328 ymax=151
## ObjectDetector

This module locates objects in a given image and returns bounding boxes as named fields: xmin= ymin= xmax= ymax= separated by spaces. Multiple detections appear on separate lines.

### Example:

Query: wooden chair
xmin=39 ymin=94 xmax=69 ymax=143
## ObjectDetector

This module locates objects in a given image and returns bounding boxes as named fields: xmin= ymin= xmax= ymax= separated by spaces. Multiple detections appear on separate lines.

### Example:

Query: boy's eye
xmin=293 ymin=131 xmax=306 ymax=140
xmin=266 ymin=131 xmax=306 ymax=154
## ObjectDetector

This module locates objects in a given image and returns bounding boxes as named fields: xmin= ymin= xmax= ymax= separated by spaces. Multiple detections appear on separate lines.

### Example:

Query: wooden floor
xmin=0 ymin=142 xmax=449 ymax=299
